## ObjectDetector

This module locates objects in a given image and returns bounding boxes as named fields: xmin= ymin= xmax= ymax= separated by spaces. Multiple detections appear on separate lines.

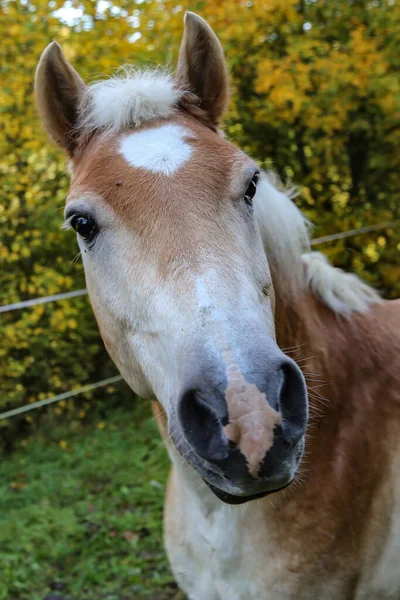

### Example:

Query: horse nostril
xmin=178 ymin=389 xmax=229 ymax=461
xmin=278 ymin=362 xmax=308 ymax=445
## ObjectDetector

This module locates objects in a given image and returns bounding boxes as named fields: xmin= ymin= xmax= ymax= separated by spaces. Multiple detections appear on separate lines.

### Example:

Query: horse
xmin=35 ymin=12 xmax=400 ymax=600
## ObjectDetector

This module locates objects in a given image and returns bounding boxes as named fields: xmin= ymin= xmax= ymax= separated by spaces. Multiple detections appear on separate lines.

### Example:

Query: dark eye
xmin=244 ymin=173 xmax=259 ymax=206
xmin=71 ymin=215 xmax=97 ymax=241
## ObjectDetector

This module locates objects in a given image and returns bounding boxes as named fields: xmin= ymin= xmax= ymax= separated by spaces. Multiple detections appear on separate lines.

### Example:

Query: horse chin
xmin=203 ymin=478 xmax=294 ymax=505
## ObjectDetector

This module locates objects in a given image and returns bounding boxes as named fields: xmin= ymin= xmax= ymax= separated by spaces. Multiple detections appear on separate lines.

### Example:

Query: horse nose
xmin=177 ymin=358 xmax=308 ymax=480
xmin=178 ymin=388 xmax=230 ymax=462
xmin=273 ymin=360 xmax=308 ymax=446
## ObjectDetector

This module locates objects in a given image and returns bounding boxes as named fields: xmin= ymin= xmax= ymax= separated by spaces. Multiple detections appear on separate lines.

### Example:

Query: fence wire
xmin=0 ymin=375 xmax=123 ymax=421
xmin=0 ymin=288 xmax=88 ymax=314
xmin=310 ymin=219 xmax=400 ymax=245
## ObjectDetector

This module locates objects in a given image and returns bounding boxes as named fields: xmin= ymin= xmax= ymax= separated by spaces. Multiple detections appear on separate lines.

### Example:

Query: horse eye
xmin=244 ymin=173 xmax=259 ymax=206
xmin=71 ymin=215 xmax=97 ymax=241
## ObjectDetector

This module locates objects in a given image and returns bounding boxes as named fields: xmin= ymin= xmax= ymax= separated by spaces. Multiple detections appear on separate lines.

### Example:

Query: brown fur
xmin=264 ymin=292 xmax=400 ymax=589
xmin=67 ymin=113 xmax=252 ymax=278
xmin=275 ymin=293 xmax=400 ymax=544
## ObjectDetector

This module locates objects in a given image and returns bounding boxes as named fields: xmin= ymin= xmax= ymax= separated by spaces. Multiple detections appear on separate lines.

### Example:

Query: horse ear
xmin=177 ymin=12 xmax=229 ymax=128
xmin=35 ymin=41 xmax=86 ymax=154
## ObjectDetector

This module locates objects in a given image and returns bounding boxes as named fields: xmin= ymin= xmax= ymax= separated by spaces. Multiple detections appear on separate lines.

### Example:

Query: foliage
xmin=0 ymin=403 xmax=179 ymax=599
xmin=1 ymin=0 xmax=139 ymax=433
xmin=1 ymin=0 xmax=399 ymax=433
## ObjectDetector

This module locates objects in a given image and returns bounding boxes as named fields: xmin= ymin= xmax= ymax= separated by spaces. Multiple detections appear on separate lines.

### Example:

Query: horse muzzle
xmin=175 ymin=352 xmax=308 ymax=504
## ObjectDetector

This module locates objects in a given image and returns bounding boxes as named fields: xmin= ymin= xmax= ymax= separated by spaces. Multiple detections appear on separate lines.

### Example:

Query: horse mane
xmin=256 ymin=172 xmax=382 ymax=315
xmin=77 ymin=67 xmax=181 ymax=133
xmin=76 ymin=66 xmax=210 ymax=136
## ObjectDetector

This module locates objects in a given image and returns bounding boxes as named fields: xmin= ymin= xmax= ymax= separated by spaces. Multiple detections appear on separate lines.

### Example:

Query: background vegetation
xmin=0 ymin=403 xmax=181 ymax=600
xmin=1 ymin=0 xmax=399 ymax=597
xmin=1 ymin=0 xmax=400 ymax=430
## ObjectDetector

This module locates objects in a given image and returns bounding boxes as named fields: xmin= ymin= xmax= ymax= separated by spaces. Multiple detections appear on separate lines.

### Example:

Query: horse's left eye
xmin=71 ymin=215 xmax=97 ymax=241
xmin=244 ymin=173 xmax=259 ymax=206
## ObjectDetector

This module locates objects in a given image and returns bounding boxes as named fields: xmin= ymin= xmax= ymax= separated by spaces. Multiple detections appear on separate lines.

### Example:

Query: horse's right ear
xmin=35 ymin=41 xmax=86 ymax=155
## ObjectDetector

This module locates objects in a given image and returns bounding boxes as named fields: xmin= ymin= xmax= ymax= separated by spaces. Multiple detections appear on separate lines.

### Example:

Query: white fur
xmin=301 ymin=252 xmax=381 ymax=314
xmin=78 ymin=68 xmax=182 ymax=132
xmin=119 ymin=124 xmax=195 ymax=175
xmin=255 ymin=173 xmax=311 ymax=294
xmin=165 ymin=464 xmax=268 ymax=600
xmin=256 ymin=172 xmax=381 ymax=314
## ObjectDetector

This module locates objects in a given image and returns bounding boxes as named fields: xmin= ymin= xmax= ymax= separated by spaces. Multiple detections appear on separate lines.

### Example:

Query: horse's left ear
xmin=177 ymin=12 xmax=229 ymax=128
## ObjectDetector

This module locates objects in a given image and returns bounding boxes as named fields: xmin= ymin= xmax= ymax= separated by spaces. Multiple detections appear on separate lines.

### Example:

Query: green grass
xmin=0 ymin=403 xmax=183 ymax=600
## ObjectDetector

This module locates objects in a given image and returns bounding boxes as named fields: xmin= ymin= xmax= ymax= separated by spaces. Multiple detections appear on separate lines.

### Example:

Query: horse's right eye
xmin=71 ymin=215 xmax=98 ymax=241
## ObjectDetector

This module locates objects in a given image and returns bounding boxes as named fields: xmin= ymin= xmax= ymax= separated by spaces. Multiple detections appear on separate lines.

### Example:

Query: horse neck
xmin=274 ymin=283 xmax=381 ymax=406
xmin=273 ymin=284 xmax=397 ymax=505
xmin=274 ymin=287 xmax=340 ymax=386
xmin=274 ymin=284 xmax=362 ymax=431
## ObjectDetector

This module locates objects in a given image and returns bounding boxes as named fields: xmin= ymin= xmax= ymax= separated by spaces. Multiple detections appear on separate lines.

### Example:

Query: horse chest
xmin=165 ymin=451 xmax=400 ymax=600
xmin=166 ymin=497 xmax=283 ymax=600
xmin=166 ymin=487 xmax=392 ymax=600
xmin=187 ymin=508 xmax=245 ymax=593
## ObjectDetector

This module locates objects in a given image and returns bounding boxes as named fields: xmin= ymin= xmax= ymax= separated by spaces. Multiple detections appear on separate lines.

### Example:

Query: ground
xmin=0 ymin=403 xmax=184 ymax=600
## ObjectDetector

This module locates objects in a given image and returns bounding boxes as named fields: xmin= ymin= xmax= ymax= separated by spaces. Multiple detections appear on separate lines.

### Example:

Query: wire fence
xmin=310 ymin=219 xmax=400 ymax=245
xmin=1 ymin=218 xmax=399 ymax=421
xmin=0 ymin=288 xmax=88 ymax=314
xmin=0 ymin=376 xmax=124 ymax=420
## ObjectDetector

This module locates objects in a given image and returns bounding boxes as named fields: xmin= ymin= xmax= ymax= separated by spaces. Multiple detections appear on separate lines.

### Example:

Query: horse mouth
xmin=203 ymin=478 xmax=294 ymax=505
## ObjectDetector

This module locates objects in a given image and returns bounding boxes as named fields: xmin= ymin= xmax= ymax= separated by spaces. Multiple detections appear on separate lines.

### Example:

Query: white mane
xmin=78 ymin=68 xmax=182 ymax=133
xmin=256 ymin=173 xmax=382 ymax=315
